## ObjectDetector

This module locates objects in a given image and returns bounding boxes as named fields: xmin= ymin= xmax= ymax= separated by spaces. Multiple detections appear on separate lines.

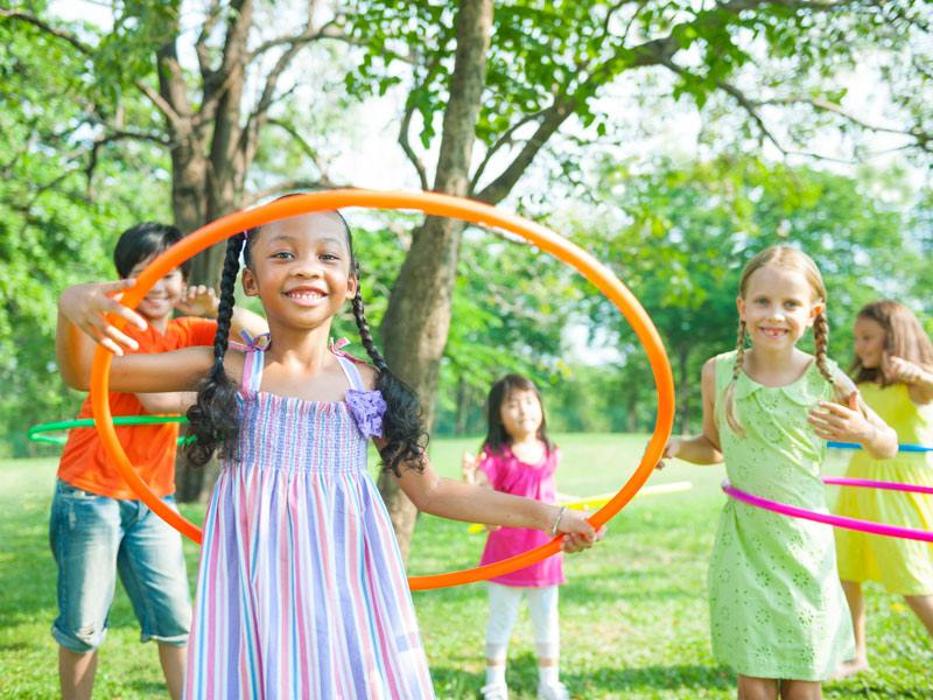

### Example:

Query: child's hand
xmin=555 ymin=508 xmax=597 ymax=552
xmin=562 ymin=508 xmax=605 ymax=553
xmin=60 ymin=280 xmax=147 ymax=355
xmin=807 ymin=401 xmax=875 ymax=444
xmin=461 ymin=451 xmax=478 ymax=483
xmin=886 ymin=356 xmax=926 ymax=385
xmin=655 ymin=438 xmax=680 ymax=471
xmin=175 ymin=284 xmax=219 ymax=318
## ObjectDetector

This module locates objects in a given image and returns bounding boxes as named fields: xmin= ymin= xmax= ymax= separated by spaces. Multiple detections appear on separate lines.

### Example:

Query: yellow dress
xmin=834 ymin=383 xmax=933 ymax=594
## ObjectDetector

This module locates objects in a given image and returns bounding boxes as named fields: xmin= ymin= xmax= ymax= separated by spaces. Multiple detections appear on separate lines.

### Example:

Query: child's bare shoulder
xmin=356 ymin=363 xmax=378 ymax=391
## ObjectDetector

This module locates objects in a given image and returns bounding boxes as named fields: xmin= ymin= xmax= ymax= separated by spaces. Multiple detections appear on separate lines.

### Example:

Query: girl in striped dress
xmin=101 ymin=210 xmax=598 ymax=699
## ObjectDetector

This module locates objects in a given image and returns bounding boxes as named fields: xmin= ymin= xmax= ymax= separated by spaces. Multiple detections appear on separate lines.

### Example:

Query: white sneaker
xmin=480 ymin=681 xmax=509 ymax=700
xmin=537 ymin=680 xmax=570 ymax=700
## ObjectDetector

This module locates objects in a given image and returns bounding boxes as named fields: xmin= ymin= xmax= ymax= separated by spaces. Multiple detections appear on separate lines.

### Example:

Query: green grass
xmin=0 ymin=436 xmax=930 ymax=698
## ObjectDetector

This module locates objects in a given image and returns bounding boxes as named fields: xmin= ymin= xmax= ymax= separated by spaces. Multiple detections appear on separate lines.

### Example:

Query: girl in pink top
xmin=462 ymin=374 xmax=569 ymax=700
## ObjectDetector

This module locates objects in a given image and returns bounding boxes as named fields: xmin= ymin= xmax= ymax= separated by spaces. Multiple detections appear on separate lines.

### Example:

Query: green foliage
xmin=0 ymin=14 xmax=172 ymax=456
xmin=346 ymin=0 xmax=929 ymax=170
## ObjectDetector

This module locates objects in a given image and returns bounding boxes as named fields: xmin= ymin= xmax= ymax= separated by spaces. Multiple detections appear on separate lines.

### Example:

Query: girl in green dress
xmin=661 ymin=246 xmax=897 ymax=700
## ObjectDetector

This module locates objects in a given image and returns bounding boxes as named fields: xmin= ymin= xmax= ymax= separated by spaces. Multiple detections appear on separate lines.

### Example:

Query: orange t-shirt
xmin=57 ymin=317 xmax=217 ymax=499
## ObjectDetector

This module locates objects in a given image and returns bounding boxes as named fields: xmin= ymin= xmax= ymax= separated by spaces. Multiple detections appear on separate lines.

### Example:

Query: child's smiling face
xmin=737 ymin=264 xmax=821 ymax=350
xmin=242 ymin=212 xmax=357 ymax=329
xmin=128 ymin=254 xmax=185 ymax=322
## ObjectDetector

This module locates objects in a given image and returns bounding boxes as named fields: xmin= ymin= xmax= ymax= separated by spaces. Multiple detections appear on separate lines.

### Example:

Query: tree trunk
xmin=455 ymin=376 xmax=471 ymax=435
xmin=377 ymin=0 xmax=493 ymax=562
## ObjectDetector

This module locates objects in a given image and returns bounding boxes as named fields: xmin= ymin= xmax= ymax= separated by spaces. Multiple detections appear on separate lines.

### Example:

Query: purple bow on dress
xmin=345 ymin=389 xmax=387 ymax=439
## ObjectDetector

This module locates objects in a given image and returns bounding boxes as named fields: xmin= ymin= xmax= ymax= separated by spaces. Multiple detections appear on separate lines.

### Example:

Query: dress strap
xmin=241 ymin=348 xmax=265 ymax=394
xmin=237 ymin=331 xmax=270 ymax=395
xmin=334 ymin=354 xmax=366 ymax=392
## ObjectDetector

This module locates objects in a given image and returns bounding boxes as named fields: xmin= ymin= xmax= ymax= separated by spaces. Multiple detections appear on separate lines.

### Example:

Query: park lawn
xmin=0 ymin=435 xmax=929 ymax=699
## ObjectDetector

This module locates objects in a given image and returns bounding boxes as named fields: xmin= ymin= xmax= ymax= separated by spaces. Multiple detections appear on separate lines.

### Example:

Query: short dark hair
xmin=113 ymin=222 xmax=189 ymax=279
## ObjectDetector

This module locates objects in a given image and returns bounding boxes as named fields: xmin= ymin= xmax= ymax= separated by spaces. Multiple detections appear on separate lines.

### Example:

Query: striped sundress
xmin=185 ymin=341 xmax=435 ymax=699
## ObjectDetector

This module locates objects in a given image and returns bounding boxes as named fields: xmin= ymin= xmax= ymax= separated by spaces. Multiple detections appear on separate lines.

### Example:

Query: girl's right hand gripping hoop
xmin=88 ymin=190 xmax=676 ymax=590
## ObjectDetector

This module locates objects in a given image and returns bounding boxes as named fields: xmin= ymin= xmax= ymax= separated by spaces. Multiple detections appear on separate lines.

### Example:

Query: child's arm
xmin=135 ymin=392 xmax=199 ymax=415
xmin=396 ymin=460 xmax=597 ymax=548
xmin=56 ymin=281 xmax=148 ymax=388
xmin=807 ymin=399 xmax=898 ymax=460
xmin=663 ymin=357 xmax=724 ymax=466
xmin=104 ymin=346 xmax=216 ymax=393
xmin=57 ymin=280 xmax=262 ymax=391
xmin=887 ymin=356 xmax=933 ymax=405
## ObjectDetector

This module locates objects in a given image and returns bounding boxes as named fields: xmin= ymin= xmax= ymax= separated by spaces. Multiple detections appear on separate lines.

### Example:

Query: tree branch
xmin=195 ymin=0 xmax=224 ymax=83
xmin=717 ymin=0 xmax=855 ymax=11
xmin=247 ymin=21 xmax=347 ymax=62
xmin=474 ymin=99 xmax=575 ymax=204
xmin=470 ymin=108 xmax=550 ymax=193
xmin=661 ymin=58 xmax=789 ymax=154
xmin=398 ymin=99 xmax=430 ymax=191
xmin=0 ymin=9 xmax=186 ymax=129
xmin=266 ymin=117 xmax=330 ymax=175
xmin=762 ymin=96 xmax=931 ymax=152
xmin=0 ymin=10 xmax=91 ymax=54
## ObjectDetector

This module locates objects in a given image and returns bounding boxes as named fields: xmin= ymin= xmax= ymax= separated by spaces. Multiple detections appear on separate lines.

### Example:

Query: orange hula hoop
xmin=89 ymin=190 xmax=675 ymax=590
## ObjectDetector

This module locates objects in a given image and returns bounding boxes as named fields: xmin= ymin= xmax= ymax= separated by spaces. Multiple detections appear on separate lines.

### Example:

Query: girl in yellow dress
xmin=834 ymin=300 xmax=933 ymax=677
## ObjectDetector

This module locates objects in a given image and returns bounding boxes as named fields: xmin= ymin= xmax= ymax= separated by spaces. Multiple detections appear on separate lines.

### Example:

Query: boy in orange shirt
xmin=52 ymin=222 xmax=265 ymax=700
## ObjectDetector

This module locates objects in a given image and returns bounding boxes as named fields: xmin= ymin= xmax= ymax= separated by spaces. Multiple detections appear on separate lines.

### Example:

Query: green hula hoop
xmin=28 ymin=416 xmax=191 ymax=447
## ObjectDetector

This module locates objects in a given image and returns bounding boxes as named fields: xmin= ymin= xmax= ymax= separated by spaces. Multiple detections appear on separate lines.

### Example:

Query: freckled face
xmin=853 ymin=317 xmax=886 ymax=369
xmin=241 ymin=213 xmax=357 ymax=328
xmin=737 ymin=265 xmax=821 ymax=350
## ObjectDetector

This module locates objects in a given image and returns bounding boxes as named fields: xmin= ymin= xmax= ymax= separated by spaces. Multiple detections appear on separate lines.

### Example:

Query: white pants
xmin=485 ymin=582 xmax=559 ymax=661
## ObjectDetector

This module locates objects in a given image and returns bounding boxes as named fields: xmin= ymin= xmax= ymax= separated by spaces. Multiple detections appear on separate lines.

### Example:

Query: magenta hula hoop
xmin=822 ymin=476 xmax=933 ymax=495
xmin=722 ymin=480 xmax=933 ymax=543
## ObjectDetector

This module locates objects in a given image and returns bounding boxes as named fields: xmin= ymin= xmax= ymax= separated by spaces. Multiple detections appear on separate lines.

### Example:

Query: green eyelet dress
xmin=708 ymin=350 xmax=855 ymax=680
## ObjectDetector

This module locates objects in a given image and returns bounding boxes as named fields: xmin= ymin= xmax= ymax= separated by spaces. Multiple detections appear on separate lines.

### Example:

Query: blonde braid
xmin=724 ymin=319 xmax=748 ymax=435
xmin=812 ymin=310 xmax=834 ymax=384
xmin=812 ymin=309 xmax=855 ymax=402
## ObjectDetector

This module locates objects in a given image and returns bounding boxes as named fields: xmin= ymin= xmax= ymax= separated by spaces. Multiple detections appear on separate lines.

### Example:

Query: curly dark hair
xmin=185 ymin=211 xmax=428 ymax=475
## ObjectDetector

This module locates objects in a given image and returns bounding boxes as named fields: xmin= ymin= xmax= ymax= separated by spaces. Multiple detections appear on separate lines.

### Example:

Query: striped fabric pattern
xmin=184 ymin=348 xmax=435 ymax=699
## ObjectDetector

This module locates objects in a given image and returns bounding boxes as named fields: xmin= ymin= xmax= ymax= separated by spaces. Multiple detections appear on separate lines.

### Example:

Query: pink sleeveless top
xmin=478 ymin=445 xmax=565 ymax=587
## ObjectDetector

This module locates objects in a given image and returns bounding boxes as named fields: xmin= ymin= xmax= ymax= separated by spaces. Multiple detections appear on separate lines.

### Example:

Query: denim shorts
xmin=49 ymin=479 xmax=191 ymax=653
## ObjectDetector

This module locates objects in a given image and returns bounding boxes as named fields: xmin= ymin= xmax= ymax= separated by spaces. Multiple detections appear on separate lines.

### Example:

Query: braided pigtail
xmin=350 ymin=285 xmax=428 ymax=476
xmin=185 ymin=234 xmax=245 ymax=466
xmin=723 ymin=319 xmax=747 ymax=435
xmin=812 ymin=308 xmax=856 ymax=402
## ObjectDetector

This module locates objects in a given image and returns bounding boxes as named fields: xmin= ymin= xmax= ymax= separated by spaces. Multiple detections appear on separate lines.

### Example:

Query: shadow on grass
xmin=124 ymin=678 xmax=172 ymax=695
xmin=566 ymin=663 xmax=734 ymax=694
xmin=432 ymin=650 xmax=734 ymax=698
